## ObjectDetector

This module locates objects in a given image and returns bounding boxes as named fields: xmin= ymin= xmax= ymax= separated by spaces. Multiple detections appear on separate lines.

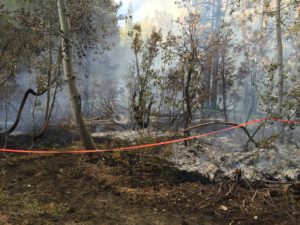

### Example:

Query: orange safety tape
xmin=0 ymin=117 xmax=298 ymax=154
xmin=271 ymin=118 xmax=300 ymax=124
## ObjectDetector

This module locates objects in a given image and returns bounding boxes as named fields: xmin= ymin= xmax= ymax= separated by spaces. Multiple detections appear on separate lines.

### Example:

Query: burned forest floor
xmin=0 ymin=131 xmax=300 ymax=225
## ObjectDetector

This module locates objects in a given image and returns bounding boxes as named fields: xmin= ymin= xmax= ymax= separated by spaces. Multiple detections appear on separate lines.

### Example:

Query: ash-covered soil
xmin=1 ymin=127 xmax=300 ymax=225
xmin=0 ymin=149 xmax=300 ymax=225
xmin=171 ymin=137 xmax=300 ymax=182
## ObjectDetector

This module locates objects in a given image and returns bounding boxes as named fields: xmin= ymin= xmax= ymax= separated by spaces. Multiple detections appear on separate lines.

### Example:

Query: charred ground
xmin=0 ymin=132 xmax=299 ymax=225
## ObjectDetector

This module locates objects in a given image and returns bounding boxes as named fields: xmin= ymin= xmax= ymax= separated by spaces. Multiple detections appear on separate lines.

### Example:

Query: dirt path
xmin=0 ymin=152 xmax=299 ymax=225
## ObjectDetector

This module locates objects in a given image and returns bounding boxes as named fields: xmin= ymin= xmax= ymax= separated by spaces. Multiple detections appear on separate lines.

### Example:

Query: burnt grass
xmin=0 ymin=132 xmax=300 ymax=225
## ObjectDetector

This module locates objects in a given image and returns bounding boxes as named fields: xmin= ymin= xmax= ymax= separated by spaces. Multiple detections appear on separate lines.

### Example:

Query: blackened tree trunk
xmin=183 ymin=68 xmax=193 ymax=138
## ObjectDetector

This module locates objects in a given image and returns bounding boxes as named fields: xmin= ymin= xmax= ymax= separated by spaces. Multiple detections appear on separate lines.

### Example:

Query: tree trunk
xmin=57 ymin=0 xmax=96 ymax=150
xmin=183 ymin=68 xmax=193 ymax=145
xmin=185 ymin=71 xmax=192 ymax=116
xmin=210 ymin=54 xmax=219 ymax=110
xmin=210 ymin=0 xmax=222 ymax=110
xmin=204 ymin=61 xmax=211 ymax=110
xmin=221 ymin=53 xmax=227 ymax=121
xmin=276 ymin=0 xmax=284 ymax=115
xmin=43 ymin=26 xmax=53 ymax=133
xmin=83 ymin=56 xmax=91 ymax=115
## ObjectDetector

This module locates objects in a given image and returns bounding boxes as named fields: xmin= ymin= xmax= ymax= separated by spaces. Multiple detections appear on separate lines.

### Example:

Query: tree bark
xmin=210 ymin=55 xmax=219 ymax=110
xmin=34 ymin=82 xmax=59 ymax=140
xmin=276 ymin=0 xmax=284 ymax=115
xmin=57 ymin=0 xmax=96 ymax=149
xmin=210 ymin=0 xmax=222 ymax=110
xmin=221 ymin=53 xmax=227 ymax=121
xmin=83 ymin=55 xmax=90 ymax=115
xmin=184 ymin=68 xmax=193 ymax=137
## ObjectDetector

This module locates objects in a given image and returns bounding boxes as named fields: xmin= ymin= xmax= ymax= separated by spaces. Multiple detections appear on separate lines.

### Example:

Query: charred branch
xmin=1 ymin=89 xmax=47 ymax=136
xmin=174 ymin=120 xmax=258 ymax=147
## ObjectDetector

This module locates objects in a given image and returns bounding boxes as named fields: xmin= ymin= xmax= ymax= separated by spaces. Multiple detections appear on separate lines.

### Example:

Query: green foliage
xmin=258 ymin=62 xmax=299 ymax=120
xmin=0 ymin=0 xmax=119 ymax=100
xmin=128 ymin=25 xmax=163 ymax=128
xmin=258 ymin=64 xmax=280 ymax=117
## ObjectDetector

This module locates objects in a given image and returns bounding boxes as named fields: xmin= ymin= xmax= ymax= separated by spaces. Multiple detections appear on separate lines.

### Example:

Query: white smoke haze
xmin=0 ymin=0 xmax=299 ymax=138
xmin=117 ymin=0 xmax=185 ymax=22
xmin=117 ymin=0 xmax=186 ymax=35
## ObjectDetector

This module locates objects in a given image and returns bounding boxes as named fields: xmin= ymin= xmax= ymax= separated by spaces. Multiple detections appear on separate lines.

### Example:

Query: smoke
xmin=118 ymin=0 xmax=184 ymax=21
xmin=1 ymin=0 xmax=299 ymax=136
xmin=133 ymin=0 xmax=184 ymax=21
